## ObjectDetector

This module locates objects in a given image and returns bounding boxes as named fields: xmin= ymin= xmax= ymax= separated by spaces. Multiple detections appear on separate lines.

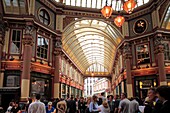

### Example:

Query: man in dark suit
xmin=68 ymin=96 xmax=76 ymax=113
xmin=156 ymin=86 xmax=170 ymax=113
xmin=147 ymin=87 xmax=162 ymax=113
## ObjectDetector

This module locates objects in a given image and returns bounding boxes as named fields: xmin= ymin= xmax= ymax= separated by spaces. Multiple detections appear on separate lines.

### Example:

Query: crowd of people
xmin=4 ymin=85 xmax=170 ymax=113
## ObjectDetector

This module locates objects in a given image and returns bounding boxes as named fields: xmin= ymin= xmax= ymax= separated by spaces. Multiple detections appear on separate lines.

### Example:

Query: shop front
xmin=134 ymin=75 xmax=158 ymax=99
xmin=30 ymin=72 xmax=52 ymax=99
xmin=1 ymin=71 xmax=21 ymax=110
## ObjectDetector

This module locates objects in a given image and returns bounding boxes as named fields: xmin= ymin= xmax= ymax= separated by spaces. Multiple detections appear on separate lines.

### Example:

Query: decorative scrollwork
xmin=24 ymin=24 xmax=34 ymax=35
xmin=123 ymin=42 xmax=132 ymax=59
xmin=154 ymin=45 xmax=164 ymax=54
xmin=54 ymin=48 xmax=62 ymax=56
xmin=123 ymin=42 xmax=131 ymax=53
xmin=55 ymin=39 xmax=62 ymax=48
xmin=154 ymin=34 xmax=163 ymax=46
xmin=22 ymin=35 xmax=34 ymax=46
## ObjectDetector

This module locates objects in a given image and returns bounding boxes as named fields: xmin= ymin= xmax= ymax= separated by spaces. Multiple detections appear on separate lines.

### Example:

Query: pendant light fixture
xmin=101 ymin=0 xmax=137 ymax=27
xmin=101 ymin=0 xmax=113 ymax=19
xmin=123 ymin=0 xmax=136 ymax=14
xmin=114 ymin=15 xmax=125 ymax=27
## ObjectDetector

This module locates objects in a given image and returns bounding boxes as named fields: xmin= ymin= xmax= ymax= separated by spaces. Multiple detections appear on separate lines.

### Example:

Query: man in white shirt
xmin=28 ymin=94 xmax=46 ymax=113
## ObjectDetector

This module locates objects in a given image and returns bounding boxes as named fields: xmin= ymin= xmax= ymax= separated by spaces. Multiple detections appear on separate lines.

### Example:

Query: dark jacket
xmin=152 ymin=100 xmax=162 ymax=113
xmin=108 ymin=100 xmax=115 ymax=112
xmin=68 ymin=99 xmax=76 ymax=113
xmin=159 ymin=100 xmax=170 ymax=113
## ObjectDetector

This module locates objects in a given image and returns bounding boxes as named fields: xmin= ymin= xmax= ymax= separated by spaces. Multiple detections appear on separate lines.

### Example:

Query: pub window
xmin=163 ymin=42 xmax=170 ymax=60
xmin=6 ymin=76 xmax=20 ymax=87
xmin=39 ymin=9 xmax=50 ymax=25
xmin=10 ymin=29 xmax=22 ymax=54
xmin=37 ymin=35 xmax=49 ymax=59
xmin=136 ymin=44 xmax=150 ymax=65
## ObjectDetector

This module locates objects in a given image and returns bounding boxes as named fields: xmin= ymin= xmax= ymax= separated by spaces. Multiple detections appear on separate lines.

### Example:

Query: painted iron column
xmin=53 ymin=37 xmax=62 ymax=98
xmin=123 ymin=42 xmax=133 ymax=97
xmin=154 ymin=34 xmax=167 ymax=85
xmin=21 ymin=22 xmax=34 ymax=100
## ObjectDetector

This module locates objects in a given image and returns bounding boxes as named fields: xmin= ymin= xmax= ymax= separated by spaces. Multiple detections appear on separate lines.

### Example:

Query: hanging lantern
xmin=123 ymin=0 xmax=136 ymax=14
xmin=101 ymin=5 xmax=113 ymax=19
xmin=114 ymin=15 xmax=125 ymax=27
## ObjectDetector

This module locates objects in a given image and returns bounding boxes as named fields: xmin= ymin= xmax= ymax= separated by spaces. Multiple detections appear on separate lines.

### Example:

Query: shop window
xmin=3 ymin=0 xmax=26 ymax=14
xmin=39 ymin=9 xmax=50 ymax=25
xmin=136 ymin=44 xmax=150 ymax=65
xmin=163 ymin=42 xmax=170 ymax=60
xmin=31 ymin=78 xmax=50 ymax=96
xmin=6 ymin=76 xmax=20 ymax=87
xmin=37 ymin=35 xmax=49 ymax=59
xmin=62 ymin=84 xmax=66 ymax=94
xmin=10 ymin=29 xmax=22 ymax=54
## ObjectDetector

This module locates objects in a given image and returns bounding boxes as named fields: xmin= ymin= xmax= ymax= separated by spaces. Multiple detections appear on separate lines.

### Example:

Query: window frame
xmin=135 ymin=43 xmax=151 ymax=65
xmin=36 ymin=34 xmax=50 ymax=60
xmin=9 ymin=29 xmax=23 ymax=56
xmin=38 ymin=8 xmax=51 ymax=26
xmin=3 ymin=0 xmax=26 ymax=14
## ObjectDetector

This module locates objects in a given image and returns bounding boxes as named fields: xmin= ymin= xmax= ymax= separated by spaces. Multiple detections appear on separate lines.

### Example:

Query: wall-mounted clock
xmin=134 ymin=19 xmax=148 ymax=34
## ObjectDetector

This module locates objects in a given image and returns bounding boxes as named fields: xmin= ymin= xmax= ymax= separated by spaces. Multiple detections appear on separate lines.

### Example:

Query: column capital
xmin=23 ymin=23 xmax=34 ymax=46
xmin=22 ymin=35 xmax=34 ymax=46
xmin=154 ymin=34 xmax=164 ymax=54
xmin=154 ymin=33 xmax=163 ymax=46
xmin=24 ymin=22 xmax=34 ymax=35
xmin=123 ymin=42 xmax=132 ymax=59
xmin=54 ymin=48 xmax=62 ymax=56
xmin=154 ymin=45 xmax=164 ymax=54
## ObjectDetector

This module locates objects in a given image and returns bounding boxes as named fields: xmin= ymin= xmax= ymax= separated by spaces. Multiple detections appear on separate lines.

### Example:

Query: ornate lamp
xmin=123 ymin=0 xmax=136 ymax=14
xmin=101 ymin=1 xmax=113 ymax=19
xmin=114 ymin=15 xmax=125 ymax=27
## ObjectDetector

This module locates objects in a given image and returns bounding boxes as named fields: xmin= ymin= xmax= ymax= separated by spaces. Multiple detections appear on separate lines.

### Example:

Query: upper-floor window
xmin=10 ymin=29 xmax=22 ymax=54
xmin=3 ymin=0 xmax=26 ymax=14
xmin=37 ymin=35 xmax=49 ymax=59
xmin=39 ymin=9 xmax=50 ymax=25
xmin=136 ymin=44 xmax=150 ymax=65
xmin=163 ymin=42 xmax=170 ymax=60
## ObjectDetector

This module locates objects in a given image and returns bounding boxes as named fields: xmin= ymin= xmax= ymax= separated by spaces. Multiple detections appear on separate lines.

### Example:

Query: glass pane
xmin=71 ymin=0 xmax=76 ymax=6
xmin=37 ymin=35 xmax=49 ymax=59
xmin=19 ymin=0 xmax=25 ymax=7
xmin=82 ymin=0 xmax=86 ymax=7
xmin=6 ymin=76 xmax=20 ymax=87
xmin=5 ymin=0 xmax=11 ymax=6
xmin=91 ymin=0 xmax=96 ymax=8
xmin=13 ymin=0 xmax=18 ymax=7
xmin=76 ymin=0 xmax=81 ymax=6
xmin=86 ymin=0 xmax=91 ymax=8
xmin=96 ymin=0 xmax=102 ymax=9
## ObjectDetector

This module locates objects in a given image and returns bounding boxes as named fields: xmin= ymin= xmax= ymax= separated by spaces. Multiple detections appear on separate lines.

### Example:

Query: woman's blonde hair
xmin=102 ymin=101 xmax=108 ymax=108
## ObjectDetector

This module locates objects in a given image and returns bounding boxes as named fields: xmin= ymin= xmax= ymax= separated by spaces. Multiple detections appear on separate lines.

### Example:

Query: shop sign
xmin=0 ymin=87 xmax=20 ymax=93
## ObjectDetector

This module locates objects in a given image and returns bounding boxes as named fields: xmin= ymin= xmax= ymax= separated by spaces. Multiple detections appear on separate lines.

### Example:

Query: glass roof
xmin=62 ymin=19 xmax=123 ymax=74
xmin=162 ymin=6 xmax=170 ymax=29
xmin=55 ymin=0 xmax=150 ymax=11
